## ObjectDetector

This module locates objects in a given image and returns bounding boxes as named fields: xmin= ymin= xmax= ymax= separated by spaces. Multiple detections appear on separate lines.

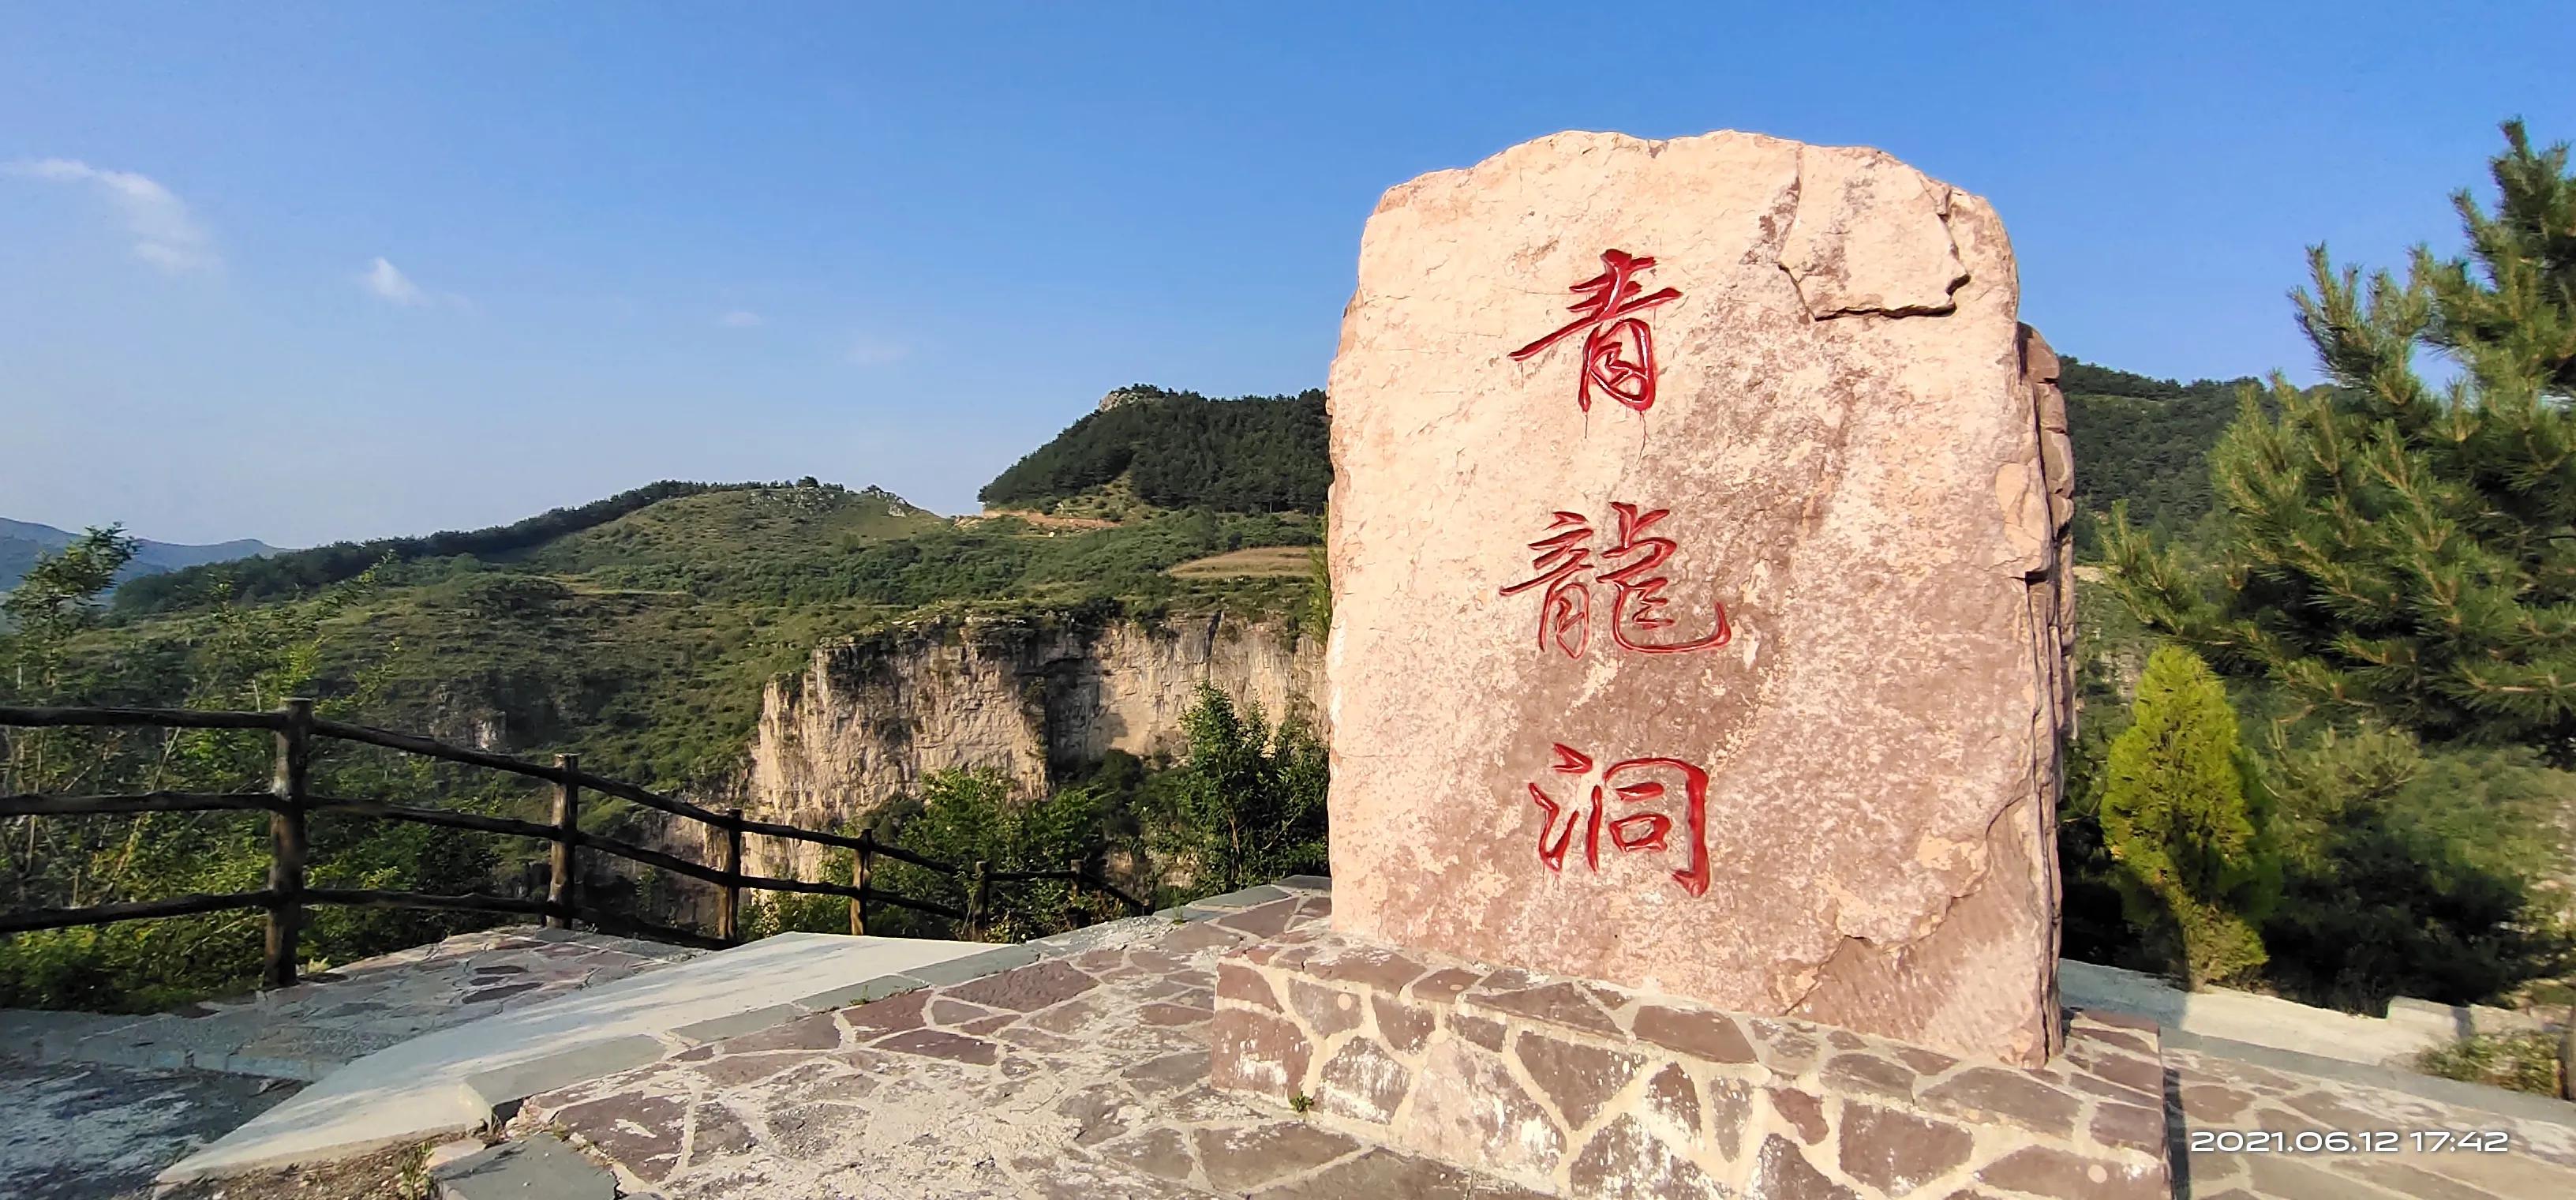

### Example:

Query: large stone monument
xmin=1215 ymin=133 xmax=2162 ymax=1199
xmin=1322 ymin=129 xmax=2072 ymax=1064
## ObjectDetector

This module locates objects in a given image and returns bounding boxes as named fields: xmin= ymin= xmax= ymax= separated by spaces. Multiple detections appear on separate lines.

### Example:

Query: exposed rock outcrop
xmin=732 ymin=611 xmax=1320 ymax=876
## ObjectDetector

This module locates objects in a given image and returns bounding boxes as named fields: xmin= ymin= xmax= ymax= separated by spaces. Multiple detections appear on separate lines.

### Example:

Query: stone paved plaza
xmin=1 ymin=925 xmax=698 ymax=1082
xmin=2169 ymin=1045 xmax=2576 ymax=1198
xmin=506 ymin=886 xmax=2576 ymax=1198
xmin=0 ymin=926 xmax=694 ymax=1200
xmin=512 ymin=887 xmax=1558 ymax=1198
xmin=9 ymin=896 xmax=2576 ymax=1197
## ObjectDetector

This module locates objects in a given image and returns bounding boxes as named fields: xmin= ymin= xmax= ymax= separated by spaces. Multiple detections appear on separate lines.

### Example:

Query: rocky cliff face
xmin=732 ymin=610 xmax=1320 ymax=876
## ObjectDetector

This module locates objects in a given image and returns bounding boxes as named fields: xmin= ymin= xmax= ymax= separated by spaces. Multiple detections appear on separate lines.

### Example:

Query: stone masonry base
xmin=1211 ymin=930 xmax=2170 ymax=1198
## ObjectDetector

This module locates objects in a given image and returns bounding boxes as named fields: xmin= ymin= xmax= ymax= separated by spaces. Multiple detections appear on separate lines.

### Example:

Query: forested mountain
xmin=21 ymin=356 xmax=2548 ymax=1022
xmin=2059 ymin=357 xmax=2263 ymax=544
xmin=17 ymin=359 xmax=2261 ymax=878
xmin=982 ymin=366 xmax=2257 ymax=541
xmin=0 ymin=517 xmax=276 ymax=594
xmin=60 ymin=358 xmax=2250 ymax=623
xmin=979 ymin=385 xmax=1328 ymax=514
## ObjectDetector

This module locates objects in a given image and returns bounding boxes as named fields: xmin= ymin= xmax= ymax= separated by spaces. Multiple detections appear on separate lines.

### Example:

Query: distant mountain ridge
xmin=0 ymin=518 xmax=279 ymax=594
xmin=108 ymin=481 xmax=822 ymax=614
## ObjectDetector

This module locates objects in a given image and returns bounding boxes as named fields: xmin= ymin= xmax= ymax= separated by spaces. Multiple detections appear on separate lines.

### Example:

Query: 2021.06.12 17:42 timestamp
xmin=2189 ymin=1130 xmax=2513 ymax=1154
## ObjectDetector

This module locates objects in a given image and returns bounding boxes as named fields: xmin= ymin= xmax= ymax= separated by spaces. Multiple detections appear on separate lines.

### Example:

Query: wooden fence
xmin=0 ymin=699 xmax=1148 ymax=988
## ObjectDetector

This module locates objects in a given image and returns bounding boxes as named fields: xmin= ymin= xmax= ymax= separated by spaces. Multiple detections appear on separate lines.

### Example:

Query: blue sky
xmin=4 ymin=2 xmax=2570 ymax=546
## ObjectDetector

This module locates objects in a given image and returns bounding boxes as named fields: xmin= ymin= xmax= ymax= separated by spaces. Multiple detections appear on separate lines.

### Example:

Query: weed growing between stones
xmin=2412 ymin=1030 xmax=2566 ymax=1096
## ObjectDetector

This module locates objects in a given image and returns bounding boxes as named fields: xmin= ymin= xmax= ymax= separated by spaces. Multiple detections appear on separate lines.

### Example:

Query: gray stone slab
xmin=791 ymin=973 xmax=927 ymax=1012
xmin=904 ymin=944 xmax=1043 ymax=987
xmin=0 ymin=1059 xmax=305 ymax=1200
xmin=2165 ymin=1028 xmax=2576 ymax=1130
xmin=459 ymin=1034 xmax=669 ymax=1116
xmin=2386 ymin=996 xmax=2544 ymax=1037
xmin=0 ymin=1007 xmax=152 ymax=1062
xmin=1023 ymin=914 xmax=1173 ymax=957
xmin=1275 ymin=874 xmax=1332 ymax=892
xmin=432 ymin=1132 xmax=616 ymax=1200
xmin=163 ymin=932 xmax=990 ymax=1182
xmin=1185 ymin=884 xmax=1292 ymax=911
xmin=670 ymin=1003 xmax=803 ymax=1044
xmin=58 ymin=1032 xmax=200 ymax=1075
xmin=206 ymin=1052 xmax=337 ymax=1082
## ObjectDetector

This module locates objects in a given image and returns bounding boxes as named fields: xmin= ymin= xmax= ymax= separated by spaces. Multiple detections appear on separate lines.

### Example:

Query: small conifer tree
xmin=2099 ymin=645 xmax=2280 ymax=988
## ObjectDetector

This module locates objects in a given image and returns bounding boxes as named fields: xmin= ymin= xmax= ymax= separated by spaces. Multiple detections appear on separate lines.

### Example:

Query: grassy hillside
xmin=111 ymin=481 xmax=762 ymax=613
xmin=63 ymin=483 xmax=1320 ymax=789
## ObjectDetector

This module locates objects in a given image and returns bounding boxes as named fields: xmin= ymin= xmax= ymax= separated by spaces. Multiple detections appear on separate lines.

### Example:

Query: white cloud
xmin=5 ymin=157 xmax=218 ymax=272
xmin=846 ymin=335 xmax=908 ymax=366
xmin=360 ymin=257 xmax=426 ymax=305
xmin=358 ymin=257 xmax=470 ymax=309
xmin=717 ymin=309 xmax=763 ymax=328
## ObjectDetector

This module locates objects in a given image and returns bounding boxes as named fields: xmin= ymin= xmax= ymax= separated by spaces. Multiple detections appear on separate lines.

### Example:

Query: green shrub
xmin=2412 ymin=1031 xmax=2565 ymax=1096
xmin=1149 ymin=683 xmax=1327 ymax=896
xmin=2259 ymin=729 xmax=2574 ymax=1011
xmin=2099 ymin=645 xmax=2279 ymax=988
xmin=867 ymin=768 xmax=1110 ymax=943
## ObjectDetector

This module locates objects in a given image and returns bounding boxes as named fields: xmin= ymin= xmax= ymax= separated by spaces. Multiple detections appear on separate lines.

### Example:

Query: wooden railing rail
xmin=0 ymin=705 xmax=286 ymax=732
xmin=0 ymin=699 xmax=1151 ymax=985
xmin=0 ymin=891 xmax=278 ymax=936
xmin=2 ymin=790 xmax=280 ymax=817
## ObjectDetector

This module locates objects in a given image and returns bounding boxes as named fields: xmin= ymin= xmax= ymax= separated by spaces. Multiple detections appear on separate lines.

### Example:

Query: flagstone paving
xmin=1 ymin=926 xmax=696 ymax=1200
xmin=2168 ymin=1044 xmax=2576 ymax=1198
xmin=515 ymin=887 xmax=2576 ymax=1199
xmin=21 ymin=894 xmax=2576 ymax=1198
xmin=2 ymin=925 xmax=699 ymax=1082
xmin=514 ymin=887 xmax=1554 ymax=1198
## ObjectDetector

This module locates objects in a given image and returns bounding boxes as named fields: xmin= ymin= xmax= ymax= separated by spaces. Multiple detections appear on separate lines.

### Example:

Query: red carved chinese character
xmin=1601 ymin=503 xmax=1732 ymax=654
xmin=1497 ymin=512 xmax=1594 ymax=658
xmin=1526 ymin=743 xmax=1711 ymax=896
xmin=1510 ymin=249 xmax=1682 ymax=414
xmin=1500 ymin=504 xmax=1729 ymax=658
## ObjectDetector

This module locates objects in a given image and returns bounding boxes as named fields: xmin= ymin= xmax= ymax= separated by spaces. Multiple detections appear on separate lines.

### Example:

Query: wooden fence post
xmin=849 ymin=843 xmax=871 ymax=937
xmin=967 ymin=860 xmax=990 ymax=941
xmin=263 ymin=698 xmax=313 ymax=989
xmin=548 ymin=754 xmax=579 ymax=929
xmin=2559 ymin=1007 xmax=2573 ymax=1102
xmin=717 ymin=808 xmax=743 ymax=943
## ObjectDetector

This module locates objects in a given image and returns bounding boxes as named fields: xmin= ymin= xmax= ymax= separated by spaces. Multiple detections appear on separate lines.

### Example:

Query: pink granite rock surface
xmin=1324 ymin=129 xmax=2074 ymax=1063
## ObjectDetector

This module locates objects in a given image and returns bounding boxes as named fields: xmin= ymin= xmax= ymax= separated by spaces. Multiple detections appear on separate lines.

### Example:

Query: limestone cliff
xmin=732 ymin=610 xmax=1320 ymax=876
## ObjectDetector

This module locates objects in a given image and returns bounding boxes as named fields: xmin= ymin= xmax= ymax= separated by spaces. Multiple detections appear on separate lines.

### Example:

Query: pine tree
xmin=2099 ymin=646 xmax=2279 ymax=988
xmin=2105 ymin=122 xmax=2576 ymax=758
